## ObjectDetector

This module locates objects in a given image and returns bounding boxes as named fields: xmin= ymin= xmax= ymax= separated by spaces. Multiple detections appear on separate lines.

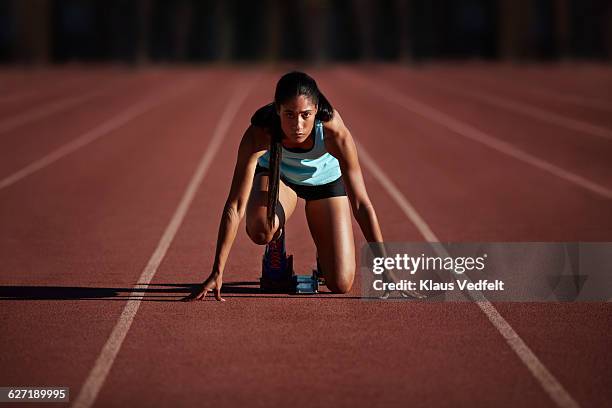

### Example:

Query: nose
xmin=296 ymin=116 xmax=306 ymax=129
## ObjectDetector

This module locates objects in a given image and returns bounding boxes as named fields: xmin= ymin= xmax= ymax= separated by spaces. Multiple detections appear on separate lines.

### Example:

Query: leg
xmin=246 ymin=172 xmax=298 ymax=245
xmin=305 ymin=196 xmax=355 ymax=294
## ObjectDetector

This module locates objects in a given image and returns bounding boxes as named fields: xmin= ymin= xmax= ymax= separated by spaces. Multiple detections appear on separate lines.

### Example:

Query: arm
xmin=324 ymin=110 xmax=383 ymax=244
xmin=324 ymin=111 xmax=425 ymax=299
xmin=188 ymin=125 xmax=266 ymax=301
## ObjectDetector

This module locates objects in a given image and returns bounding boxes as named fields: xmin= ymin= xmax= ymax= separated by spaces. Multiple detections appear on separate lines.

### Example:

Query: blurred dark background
xmin=1 ymin=0 xmax=611 ymax=65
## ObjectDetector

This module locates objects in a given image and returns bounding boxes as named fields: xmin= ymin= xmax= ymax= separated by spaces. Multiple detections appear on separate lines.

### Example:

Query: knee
xmin=327 ymin=277 xmax=353 ymax=294
xmin=246 ymin=223 xmax=274 ymax=245
xmin=325 ymin=264 xmax=355 ymax=294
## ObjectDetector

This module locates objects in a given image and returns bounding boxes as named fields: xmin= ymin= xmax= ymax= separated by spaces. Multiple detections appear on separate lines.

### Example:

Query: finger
xmin=379 ymin=290 xmax=390 ymax=300
xmin=182 ymin=289 xmax=202 ymax=302
xmin=401 ymin=290 xmax=427 ymax=299
xmin=196 ymin=289 xmax=209 ymax=301
xmin=214 ymin=287 xmax=225 ymax=302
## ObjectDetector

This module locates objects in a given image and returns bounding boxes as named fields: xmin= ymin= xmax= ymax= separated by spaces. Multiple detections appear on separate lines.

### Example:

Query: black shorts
xmin=255 ymin=164 xmax=347 ymax=201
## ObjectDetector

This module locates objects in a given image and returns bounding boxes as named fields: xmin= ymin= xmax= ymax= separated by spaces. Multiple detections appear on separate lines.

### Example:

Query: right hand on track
xmin=183 ymin=273 xmax=225 ymax=302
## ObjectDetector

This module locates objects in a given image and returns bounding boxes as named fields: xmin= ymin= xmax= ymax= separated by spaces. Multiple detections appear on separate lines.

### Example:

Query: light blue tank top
xmin=257 ymin=120 xmax=342 ymax=186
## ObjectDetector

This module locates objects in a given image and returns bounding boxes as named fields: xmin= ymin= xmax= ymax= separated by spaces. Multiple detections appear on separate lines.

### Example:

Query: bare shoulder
xmin=322 ymin=109 xmax=349 ymax=139
xmin=322 ymin=109 xmax=353 ymax=153
xmin=322 ymin=109 xmax=356 ymax=160
xmin=241 ymin=124 xmax=271 ymax=155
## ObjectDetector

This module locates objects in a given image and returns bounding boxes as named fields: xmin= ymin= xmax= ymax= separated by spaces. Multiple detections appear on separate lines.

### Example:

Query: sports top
xmin=253 ymin=104 xmax=342 ymax=186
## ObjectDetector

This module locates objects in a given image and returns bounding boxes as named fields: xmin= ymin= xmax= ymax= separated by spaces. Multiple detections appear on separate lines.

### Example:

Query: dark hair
xmin=274 ymin=72 xmax=334 ymax=122
xmin=251 ymin=71 xmax=334 ymax=230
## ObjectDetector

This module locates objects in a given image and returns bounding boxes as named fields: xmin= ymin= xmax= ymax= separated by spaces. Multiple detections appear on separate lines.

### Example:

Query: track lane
xmin=0 ymin=65 xmax=609 ymax=408
xmin=0 ymin=69 xmax=236 ymax=402
xmin=332 ymin=66 xmax=611 ymax=407
xmin=91 ymin=68 xmax=556 ymax=408
xmin=431 ymin=66 xmax=612 ymax=120
xmin=0 ymin=68 xmax=128 ymax=119
xmin=409 ymin=66 xmax=612 ymax=130
xmin=488 ymin=63 xmax=612 ymax=102
xmin=370 ymin=65 xmax=612 ymax=193
xmin=0 ymin=67 xmax=100 ymax=96
xmin=0 ymin=70 xmax=172 ymax=181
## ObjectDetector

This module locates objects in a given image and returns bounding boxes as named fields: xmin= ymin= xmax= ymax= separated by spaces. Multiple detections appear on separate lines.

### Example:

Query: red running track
xmin=0 ymin=64 xmax=610 ymax=408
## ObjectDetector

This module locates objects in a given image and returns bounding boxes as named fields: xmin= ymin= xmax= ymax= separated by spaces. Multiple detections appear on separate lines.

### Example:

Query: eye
xmin=302 ymin=112 xmax=311 ymax=118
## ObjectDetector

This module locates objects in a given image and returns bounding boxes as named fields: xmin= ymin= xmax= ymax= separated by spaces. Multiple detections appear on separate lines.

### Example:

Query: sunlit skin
xmin=185 ymin=93 xmax=427 ymax=301
xmin=277 ymin=94 xmax=318 ymax=149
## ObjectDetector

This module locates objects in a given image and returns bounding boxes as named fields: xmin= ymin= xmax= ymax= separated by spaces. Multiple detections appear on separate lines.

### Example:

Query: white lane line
xmin=416 ymin=72 xmax=612 ymax=141
xmin=70 ymin=77 xmax=256 ymax=408
xmin=453 ymin=70 xmax=612 ymax=113
xmin=0 ymin=89 xmax=109 ymax=136
xmin=0 ymin=78 xmax=193 ymax=191
xmin=0 ymin=71 xmax=162 ymax=134
xmin=355 ymin=142 xmax=581 ymax=408
xmin=0 ymin=75 xmax=95 ymax=104
xmin=498 ymin=66 xmax=612 ymax=111
xmin=340 ymin=69 xmax=612 ymax=200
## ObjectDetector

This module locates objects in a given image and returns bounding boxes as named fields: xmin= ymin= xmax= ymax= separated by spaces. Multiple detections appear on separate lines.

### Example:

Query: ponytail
xmin=251 ymin=103 xmax=283 ymax=230
xmin=259 ymin=71 xmax=334 ymax=231
xmin=315 ymin=91 xmax=334 ymax=122
xmin=266 ymin=126 xmax=282 ymax=229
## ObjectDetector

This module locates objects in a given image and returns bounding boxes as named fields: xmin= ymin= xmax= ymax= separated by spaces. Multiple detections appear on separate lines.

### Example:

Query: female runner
xmin=189 ymin=71 xmax=388 ymax=301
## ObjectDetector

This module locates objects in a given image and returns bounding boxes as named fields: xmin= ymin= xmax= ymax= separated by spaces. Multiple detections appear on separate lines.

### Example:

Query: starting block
xmin=260 ymin=229 xmax=321 ymax=294
xmin=292 ymin=271 xmax=319 ymax=294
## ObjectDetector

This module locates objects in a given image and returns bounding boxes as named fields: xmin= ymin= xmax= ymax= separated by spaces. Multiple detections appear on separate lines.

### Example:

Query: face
xmin=277 ymin=95 xmax=318 ymax=146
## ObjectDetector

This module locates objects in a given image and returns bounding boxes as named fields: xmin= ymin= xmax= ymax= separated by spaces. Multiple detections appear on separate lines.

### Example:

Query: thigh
xmin=246 ymin=171 xmax=298 ymax=242
xmin=305 ymin=196 xmax=355 ymax=293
